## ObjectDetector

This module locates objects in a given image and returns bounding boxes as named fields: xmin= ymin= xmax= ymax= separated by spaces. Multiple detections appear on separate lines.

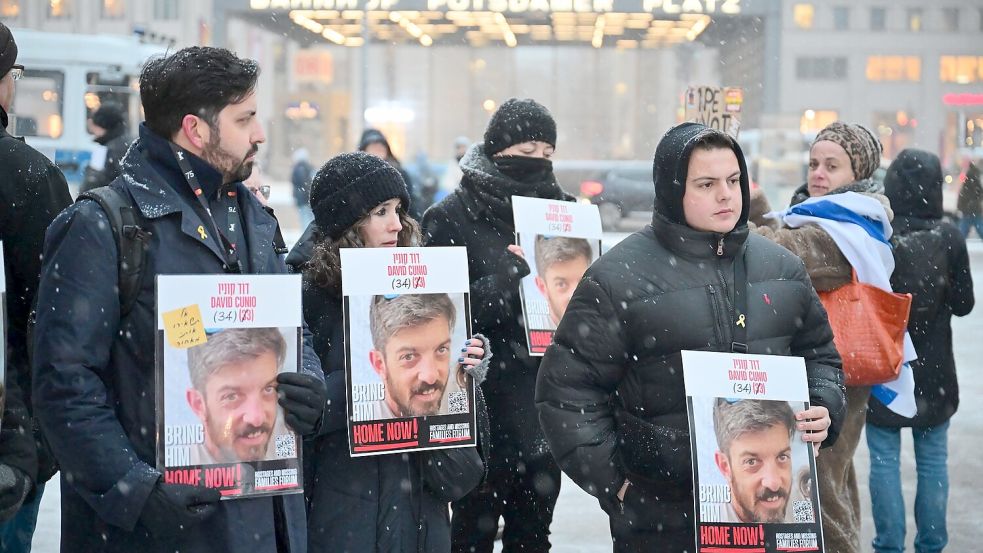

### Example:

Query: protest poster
xmin=683 ymin=350 xmax=824 ymax=553
xmin=685 ymin=86 xmax=744 ymax=139
xmin=156 ymin=274 xmax=304 ymax=499
xmin=341 ymin=246 xmax=477 ymax=457
xmin=512 ymin=196 xmax=602 ymax=356
xmin=0 ymin=242 xmax=5 ymax=423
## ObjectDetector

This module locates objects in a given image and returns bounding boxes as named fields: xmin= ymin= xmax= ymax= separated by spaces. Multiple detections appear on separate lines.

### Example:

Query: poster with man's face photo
xmin=683 ymin=351 xmax=824 ymax=553
xmin=156 ymin=275 xmax=304 ymax=500
xmin=691 ymin=397 xmax=815 ymax=525
xmin=512 ymin=196 xmax=602 ymax=356
xmin=347 ymin=294 xmax=470 ymax=422
xmin=341 ymin=247 xmax=477 ymax=457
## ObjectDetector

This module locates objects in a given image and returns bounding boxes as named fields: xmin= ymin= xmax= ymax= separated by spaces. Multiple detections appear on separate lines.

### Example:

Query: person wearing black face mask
xmin=422 ymin=98 xmax=571 ymax=553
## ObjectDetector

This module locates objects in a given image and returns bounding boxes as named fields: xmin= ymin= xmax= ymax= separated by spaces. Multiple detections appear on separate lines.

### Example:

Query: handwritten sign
xmin=162 ymin=304 xmax=207 ymax=349
xmin=684 ymin=86 xmax=743 ymax=139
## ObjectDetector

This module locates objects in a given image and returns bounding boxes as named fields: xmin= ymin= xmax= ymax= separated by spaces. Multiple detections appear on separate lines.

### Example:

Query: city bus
xmin=9 ymin=28 xmax=168 ymax=188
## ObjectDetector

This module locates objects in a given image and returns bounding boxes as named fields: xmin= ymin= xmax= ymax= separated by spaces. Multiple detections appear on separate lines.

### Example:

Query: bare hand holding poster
xmin=683 ymin=351 xmax=823 ymax=553
xmin=341 ymin=246 xmax=477 ymax=456
xmin=512 ymin=196 xmax=602 ymax=355
xmin=156 ymin=274 xmax=304 ymax=499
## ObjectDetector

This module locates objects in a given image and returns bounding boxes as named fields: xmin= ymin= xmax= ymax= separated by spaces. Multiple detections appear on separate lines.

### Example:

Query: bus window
xmin=12 ymin=69 xmax=65 ymax=139
xmin=84 ymin=72 xmax=140 ymax=135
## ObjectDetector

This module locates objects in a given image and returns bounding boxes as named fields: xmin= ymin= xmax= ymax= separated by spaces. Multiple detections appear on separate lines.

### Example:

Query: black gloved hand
xmin=138 ymin=479 xmax=221 ymax=538
xmin=496 ymin=249 xmax=530 ymax=286
xmin=277 ymin=372 xmax=327 ymax=437
xmin=0 ymin=464 xmax=31 ymax=522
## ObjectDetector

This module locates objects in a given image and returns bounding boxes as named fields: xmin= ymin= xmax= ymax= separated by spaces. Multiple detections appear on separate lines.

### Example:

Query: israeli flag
xmin=767 ymin=191 xmax=917 ymax=418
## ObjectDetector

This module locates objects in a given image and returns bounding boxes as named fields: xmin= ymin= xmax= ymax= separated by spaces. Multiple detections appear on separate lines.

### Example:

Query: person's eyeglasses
xmin=9 ymin=65 xmax=24 ymax=81
xmin=248 ymin=185 xmax=271 ymax=200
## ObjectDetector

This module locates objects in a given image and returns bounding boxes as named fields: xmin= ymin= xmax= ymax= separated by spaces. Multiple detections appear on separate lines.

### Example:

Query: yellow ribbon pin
xmin=735 ymin=314 xmax=746 ymax=328
xmin=197 ymin=225 xmax=207 ymax=240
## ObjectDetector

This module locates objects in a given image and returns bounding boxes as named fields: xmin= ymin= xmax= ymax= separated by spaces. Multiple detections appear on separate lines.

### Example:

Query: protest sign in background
xmin=685 ymin=86 xmax=743 ymax=138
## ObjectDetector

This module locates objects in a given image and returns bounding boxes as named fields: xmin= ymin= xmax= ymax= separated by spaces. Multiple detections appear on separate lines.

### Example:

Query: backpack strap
xmin=77 ymin=187 xmax=149 ymax=316
xmin=261 ymin=205 xmax=290 ymax=257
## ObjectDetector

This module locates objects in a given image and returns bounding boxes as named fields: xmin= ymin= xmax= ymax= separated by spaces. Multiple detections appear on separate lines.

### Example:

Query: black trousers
xmin=451 ymin=453 xmax=561 ymax=553
xmin=608 ymin=486 xmax=696 ymax=553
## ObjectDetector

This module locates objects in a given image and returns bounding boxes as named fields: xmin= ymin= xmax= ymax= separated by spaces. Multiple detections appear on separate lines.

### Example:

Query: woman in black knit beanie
xmin=295 ymin=151 xmax=492 ymax=553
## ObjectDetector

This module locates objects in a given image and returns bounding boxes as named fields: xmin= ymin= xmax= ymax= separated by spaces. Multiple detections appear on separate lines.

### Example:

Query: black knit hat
xmin=0 ymin=22 xmax=17 ymax=79
xmin=91 ymin=102 xmax=126 ymax=131
xmin=483 ymin=98 xmax=556 ymax=156
xmin=310 ymin=151 xmax=410 ymax=241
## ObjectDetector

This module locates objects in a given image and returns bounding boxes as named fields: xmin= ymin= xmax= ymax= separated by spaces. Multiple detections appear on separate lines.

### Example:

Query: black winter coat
xmin=80 ymin=123 xmax=131 ymax=193
xmin=286 ymin=222 xmax=318 ymax=272
xmin=32 ymin=125 xmax=320 ymax=553
xmin=290 ymin=159 xmax=313 ymax=207
xmin=297 ymin=277 xmax=483 ymax=553
xmin=0 ymin=107 xmax=71 ymax=490
xmin=421 ymin=144 xmax=570 ymax=467
xmin=957 ymin=163 xmax=982 ymax=217
xmin=536 ymin=123 xmax=845 ymax=520
xmin=868 ymin=149 xmax=975 ymax=428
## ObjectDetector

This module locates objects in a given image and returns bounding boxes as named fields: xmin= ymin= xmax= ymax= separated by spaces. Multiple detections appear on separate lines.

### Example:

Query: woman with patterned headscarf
xmin=749 ymin=121 xmax=914 ymax=553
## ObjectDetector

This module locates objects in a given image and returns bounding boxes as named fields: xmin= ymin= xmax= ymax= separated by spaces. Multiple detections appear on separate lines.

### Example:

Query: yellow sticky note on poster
xmin=162 ymin=304 xmax=207 ymax=349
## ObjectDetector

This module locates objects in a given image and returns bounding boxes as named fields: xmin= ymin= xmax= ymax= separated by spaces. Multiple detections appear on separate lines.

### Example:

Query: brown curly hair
xmin=303 ymin=209 xmax=421 ymax=294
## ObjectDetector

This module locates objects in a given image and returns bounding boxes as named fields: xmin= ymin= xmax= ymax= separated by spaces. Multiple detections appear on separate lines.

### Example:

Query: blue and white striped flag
xmin=767 ymin=191 xmax=917 ymax=418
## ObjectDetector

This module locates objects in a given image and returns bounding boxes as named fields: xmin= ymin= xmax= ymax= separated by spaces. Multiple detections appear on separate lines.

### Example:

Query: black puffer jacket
xmin=421 ymin=143 xmax=570 ymax=466
xmin=868 ymin=149 xmax=974 ymax=428
xmin=536 ymin=123 xmax=845 ymax=515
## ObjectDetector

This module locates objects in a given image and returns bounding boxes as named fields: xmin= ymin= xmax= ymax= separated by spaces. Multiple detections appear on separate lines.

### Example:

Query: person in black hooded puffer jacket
xmin=422 ymin=98 xmax=571 ymax=552
xmin=536 ymin=122 xmax=845 ymax=553
xmin=864 ymin=149 xmax=974 ymax=553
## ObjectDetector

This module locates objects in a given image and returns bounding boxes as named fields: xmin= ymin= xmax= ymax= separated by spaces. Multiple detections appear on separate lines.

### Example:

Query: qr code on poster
xmin=792 ymin=500 xmax=815 ymax=523
xmin=275 ymin=434 xmax=296 ymax=458
xmin=447 ymin=391 xmax=469 ymax=414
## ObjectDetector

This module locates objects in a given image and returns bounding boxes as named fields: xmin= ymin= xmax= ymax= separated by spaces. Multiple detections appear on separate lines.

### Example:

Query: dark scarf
xmin=458 ymin=143 xmax=568 ymax=233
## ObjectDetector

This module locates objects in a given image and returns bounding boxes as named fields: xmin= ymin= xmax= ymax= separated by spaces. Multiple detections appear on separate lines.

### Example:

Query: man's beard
xmin=207 ymin=411 xmax=273 ymax=462
xmin=390 ymin=379 xmax=446 ymax=417
xmin=736 ymin=486 xmax=789 ymax=523
xmin=202 ymin=133 xmax=257 ymax=184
